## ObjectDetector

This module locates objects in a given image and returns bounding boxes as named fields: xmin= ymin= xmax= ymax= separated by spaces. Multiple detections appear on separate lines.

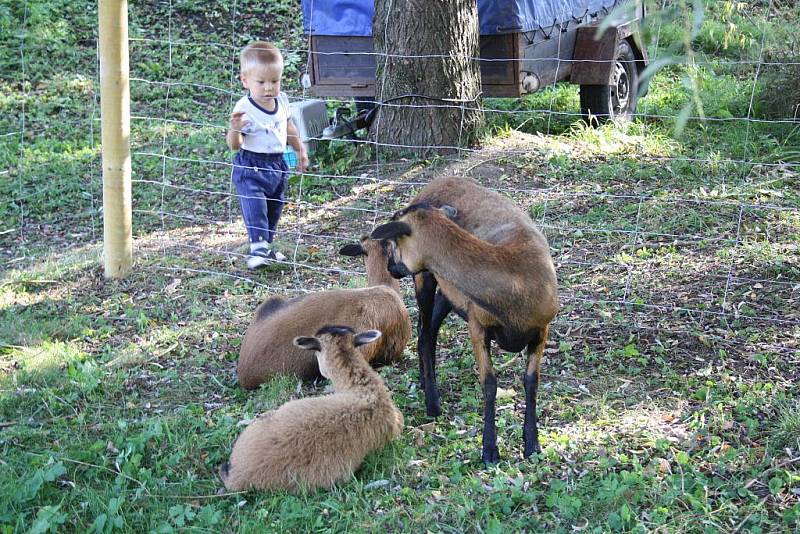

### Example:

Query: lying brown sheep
xmin=237 ymin=237 xmax=412 ymax=387
xmin=220 ymin=326 xmax=405 ymax=492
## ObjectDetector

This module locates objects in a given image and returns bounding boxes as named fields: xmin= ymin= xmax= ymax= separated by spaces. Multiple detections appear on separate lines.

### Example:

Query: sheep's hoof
xmin=425 ymin=396 xmax=441 ymax=418
xmin=482 ymin=446 xmax=500 ymax=465
xmin=523 ymin=441 xmax=541 ymax=458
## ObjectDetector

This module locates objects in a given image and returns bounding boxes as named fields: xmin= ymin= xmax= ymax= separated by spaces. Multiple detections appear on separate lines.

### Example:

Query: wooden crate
xmin=309 ymin=36 xmax=376 ymax=97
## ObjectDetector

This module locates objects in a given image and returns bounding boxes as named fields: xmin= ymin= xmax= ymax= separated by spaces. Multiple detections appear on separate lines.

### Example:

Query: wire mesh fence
xmin=2 ymin=0 xmax=798 ymax=364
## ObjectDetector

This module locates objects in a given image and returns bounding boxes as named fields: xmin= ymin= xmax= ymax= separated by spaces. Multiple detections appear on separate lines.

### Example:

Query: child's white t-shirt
xmin=232 ymin=92 xmax=290 ymax=154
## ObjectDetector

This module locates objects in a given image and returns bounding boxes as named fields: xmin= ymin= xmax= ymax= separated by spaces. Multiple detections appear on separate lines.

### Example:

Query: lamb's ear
xmin=339 ymin=243 xmax=365 ymax=257
xmin=293 ymin=336 xmax=321 ymax=351
xmin=440 ymin=205 xmax=457 ymax=219
xmin=353 ymin=330 xmax=382 ymax=347
xmin=371 ymin=221 xmax=412 ymax=240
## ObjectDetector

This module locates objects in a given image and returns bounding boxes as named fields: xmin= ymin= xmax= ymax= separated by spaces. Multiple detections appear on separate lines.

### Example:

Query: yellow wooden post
xmin=99 ymin=0 xmax=132 ymax=278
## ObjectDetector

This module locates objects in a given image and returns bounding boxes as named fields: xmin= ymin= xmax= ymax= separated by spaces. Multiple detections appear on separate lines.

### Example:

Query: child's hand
xmin=230 ymin=111 xmax=251 ymax=132
xmin=296 ymin=150 xmax=310 ymax=173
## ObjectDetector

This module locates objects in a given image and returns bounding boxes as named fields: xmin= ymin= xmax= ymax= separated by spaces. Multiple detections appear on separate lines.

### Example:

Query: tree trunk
xmin=372 ymin=0 xmax=484 ymax=156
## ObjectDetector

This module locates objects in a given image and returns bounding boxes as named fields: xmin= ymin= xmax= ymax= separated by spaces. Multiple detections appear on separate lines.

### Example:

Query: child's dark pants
xmin=232 ymin=149 xmax=288 ymax=245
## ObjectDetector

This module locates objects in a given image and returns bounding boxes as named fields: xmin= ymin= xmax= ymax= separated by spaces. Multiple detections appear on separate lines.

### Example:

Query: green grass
xmin=2 ymin=0 xmax=799 ymax=532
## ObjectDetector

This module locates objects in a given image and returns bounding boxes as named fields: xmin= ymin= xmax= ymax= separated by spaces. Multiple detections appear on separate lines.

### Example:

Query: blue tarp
xmin=478 ymin=0 xmax=621 ymax=34
xmin=301 ymin=0 xmax=621 ymax=37
xmin=301 ymin=1 xmax=374 ymax=37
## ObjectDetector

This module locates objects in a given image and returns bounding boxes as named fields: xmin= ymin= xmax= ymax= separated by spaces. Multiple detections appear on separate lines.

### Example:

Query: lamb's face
xmin=294 ymin=328 xmax=381 ymax=380
xmin=315 ymin=341 xmax=335 ymax=379
xmin=339 ymin=237 xmax=385 ymax=265
xmin=294 ymin=327 xmax=354 ymax=380
xmin=358 ymin=237 xmax=381 ymax=258
xmin=315 ymin=332 xmax=364 ymax=379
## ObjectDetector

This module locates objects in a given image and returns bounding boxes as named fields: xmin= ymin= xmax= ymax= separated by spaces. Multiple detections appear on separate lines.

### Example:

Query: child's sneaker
xmin=246 ymin=248 xmax=277 ymax=269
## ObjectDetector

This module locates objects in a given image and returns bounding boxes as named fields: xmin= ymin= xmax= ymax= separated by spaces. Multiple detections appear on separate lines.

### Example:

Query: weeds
xmin=1 ymin=0 xmax=799 ymax=531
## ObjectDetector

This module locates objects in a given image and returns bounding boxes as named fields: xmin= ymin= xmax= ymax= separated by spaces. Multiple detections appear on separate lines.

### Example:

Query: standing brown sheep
xmin=220 ymin=326 xmax=404 ymax=492
xmin=237 ymin=237 xmax=411 ymax=387
xmin=371 ymin=176 xmax=559 ymax=463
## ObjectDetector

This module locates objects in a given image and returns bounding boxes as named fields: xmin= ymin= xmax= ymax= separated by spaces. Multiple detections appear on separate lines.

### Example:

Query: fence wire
xmin=4 ymin=0 xmax=798 ymax=362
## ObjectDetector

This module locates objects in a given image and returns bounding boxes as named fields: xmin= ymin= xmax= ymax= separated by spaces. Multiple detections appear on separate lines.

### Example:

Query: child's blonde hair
xmin=240 ymin=41 xmax=283 ymax=74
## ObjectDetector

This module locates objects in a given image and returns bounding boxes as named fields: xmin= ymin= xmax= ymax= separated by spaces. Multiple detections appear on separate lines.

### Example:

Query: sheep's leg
xmin=420 ymin=291 xmax=451 ymax=417
xmin=469 ymin=314 xmax=498 ymax=464
xmin=523 ymin=325 xmax=548 ymax=457
xmin=415 ymin=272 xmax=447 ymax=417
xmin=431 ymin=291 xmax=453 ymax=336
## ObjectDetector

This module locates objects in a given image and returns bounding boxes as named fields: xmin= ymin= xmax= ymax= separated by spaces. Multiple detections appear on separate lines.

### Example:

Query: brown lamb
xmin=237 ymin=238 xmax=412 ymax=387
xmin=220 ymin=326 xmax=405 ymax=492
xmin=371 ymin=176 xmax=559 ymax=463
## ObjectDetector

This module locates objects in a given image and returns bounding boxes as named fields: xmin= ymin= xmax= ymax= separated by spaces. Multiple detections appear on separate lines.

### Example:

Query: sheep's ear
xmin=339 ymin=243 xmax=365 ymax=257
xmin=440 ymin=205 xmax=457 ymax=219
xmin=371 ymin=221 xmax=412 ymax=240
xmin=353 ymin=330 xmax=382 ymax=347
xmin=293 ymin=336 xmax=321 ymax=351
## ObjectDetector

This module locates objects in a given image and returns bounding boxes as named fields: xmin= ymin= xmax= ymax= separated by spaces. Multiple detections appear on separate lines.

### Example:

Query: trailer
xmin=301 ymin=0 xmax=648 ymax=123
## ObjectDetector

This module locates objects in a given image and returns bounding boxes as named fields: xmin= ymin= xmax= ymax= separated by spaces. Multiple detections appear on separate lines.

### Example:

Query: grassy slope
xmin=1 ymin=0 xmax=799 ymax=532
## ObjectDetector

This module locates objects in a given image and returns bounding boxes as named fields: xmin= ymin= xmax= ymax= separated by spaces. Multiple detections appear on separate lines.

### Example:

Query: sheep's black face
xmin=372 ymin=218 xmax=423 ymax=277
xmin=387 ymin=254 xmax=413 ymax=279
xmin=380 ymin=238 xmax=414 ymax=278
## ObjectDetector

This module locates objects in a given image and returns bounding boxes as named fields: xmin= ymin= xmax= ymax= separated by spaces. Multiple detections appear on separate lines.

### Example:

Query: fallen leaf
xmin=364 ymin=479 xmax=390 ymax=490
xmin=658 ymin=458 xmax=671 ymax=474
xmin=496 ymin=387 xmax=517 ymax=399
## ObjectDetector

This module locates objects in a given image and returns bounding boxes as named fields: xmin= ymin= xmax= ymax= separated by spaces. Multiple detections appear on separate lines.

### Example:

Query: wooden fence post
xmin=99 ymin=0 xmax=132 ymax=278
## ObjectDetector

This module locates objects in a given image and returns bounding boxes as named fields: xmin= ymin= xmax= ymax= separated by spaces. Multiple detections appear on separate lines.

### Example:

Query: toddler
xmin=227 ymin=41 xmax=309 ymax=269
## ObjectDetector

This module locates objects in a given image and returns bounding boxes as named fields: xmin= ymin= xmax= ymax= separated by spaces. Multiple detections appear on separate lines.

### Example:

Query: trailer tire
xmin=580 ymin=39 xmax=638 ymax=125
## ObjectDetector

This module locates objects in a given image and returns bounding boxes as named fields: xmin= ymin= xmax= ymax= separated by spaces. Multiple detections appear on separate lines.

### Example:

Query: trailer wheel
xmin=580 ymin=40 xmax=638 ymax=125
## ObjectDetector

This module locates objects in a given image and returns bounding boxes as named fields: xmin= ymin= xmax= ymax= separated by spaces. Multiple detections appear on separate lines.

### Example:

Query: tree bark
xmin=372 ymin=0 xmax=484 ymax=156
